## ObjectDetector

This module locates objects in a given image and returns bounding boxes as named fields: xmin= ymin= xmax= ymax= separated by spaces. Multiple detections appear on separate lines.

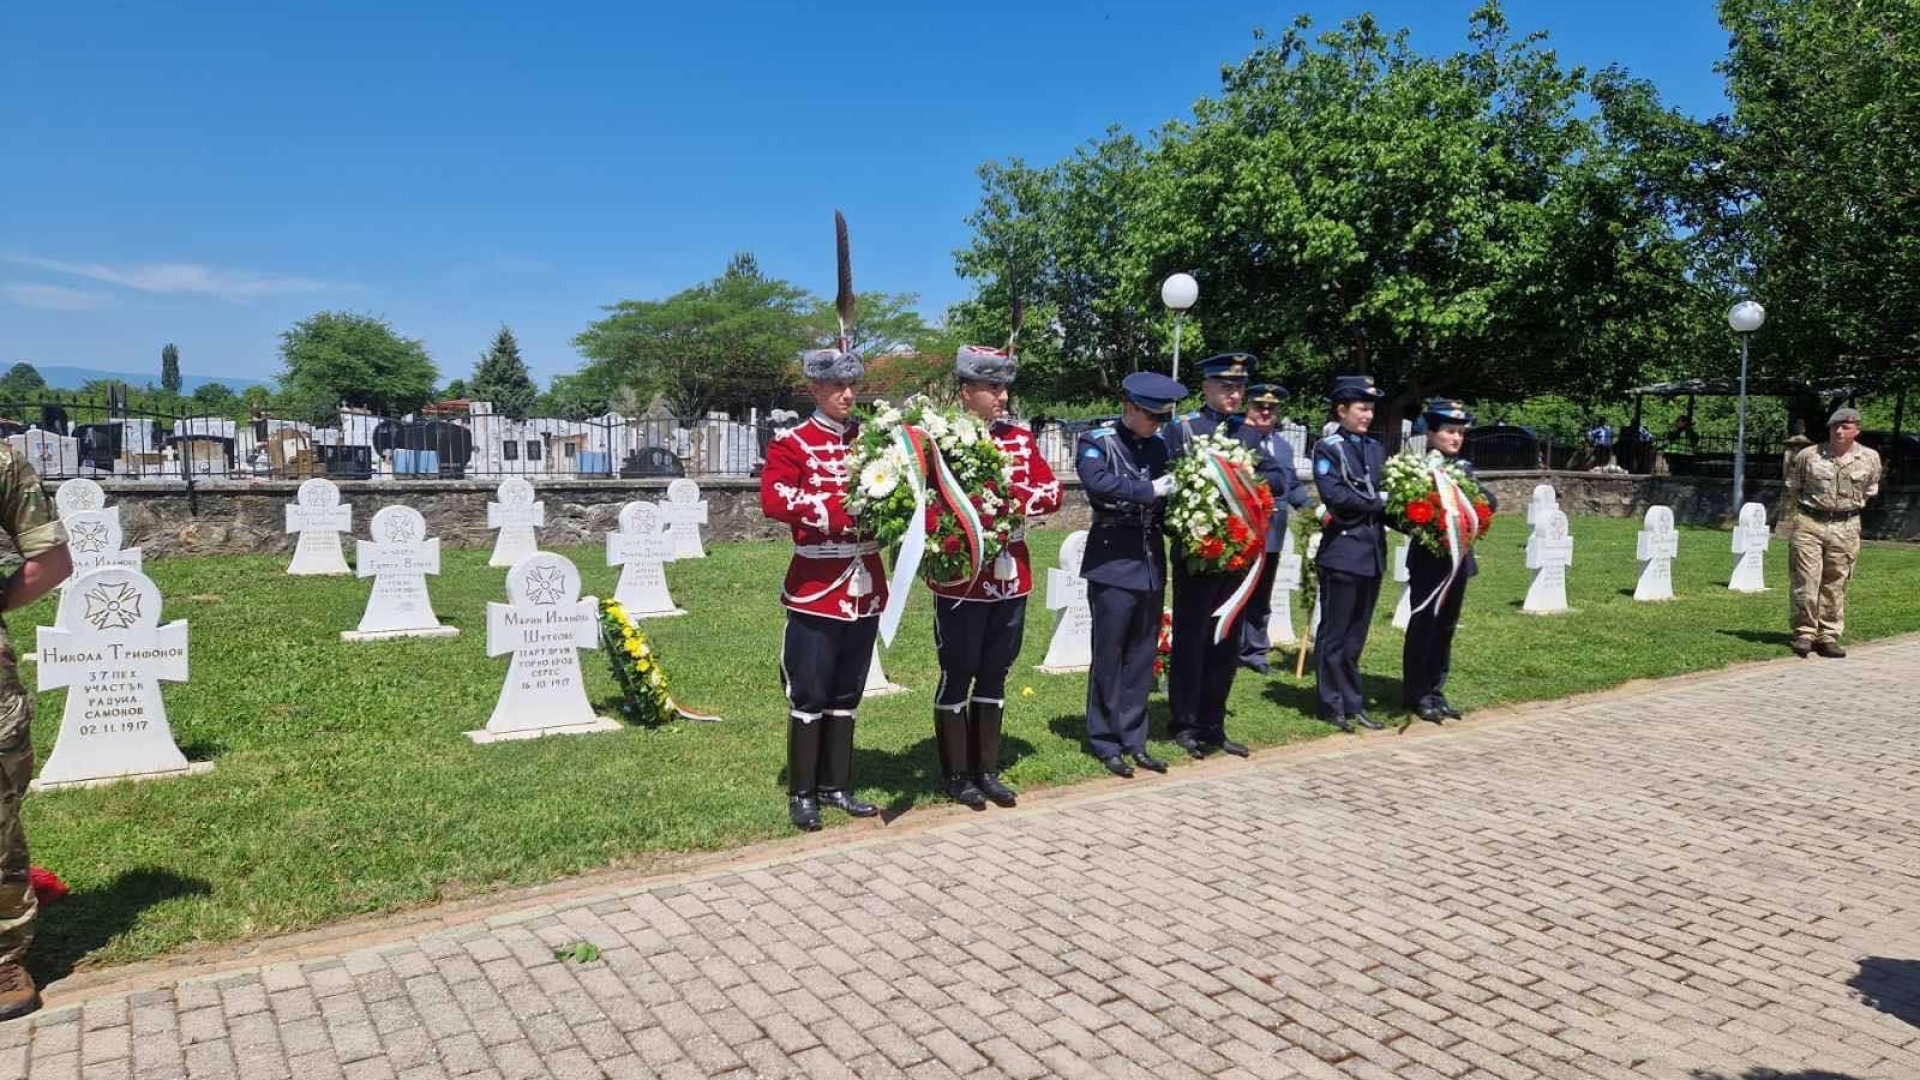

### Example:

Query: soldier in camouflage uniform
xmin=0 ymin=446 xmax=73 ymax=1019
xmin=1782 ymin=407 xmax=1882 ymax=659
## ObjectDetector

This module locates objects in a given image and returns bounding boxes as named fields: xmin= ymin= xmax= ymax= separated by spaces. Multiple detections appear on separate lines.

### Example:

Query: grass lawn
xmin=17 ymin=516 xmax=1920 ymax=977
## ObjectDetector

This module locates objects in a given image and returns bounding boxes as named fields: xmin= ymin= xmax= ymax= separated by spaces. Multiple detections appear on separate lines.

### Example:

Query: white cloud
xmin=3 ymin=254 xmax=339 ymax=302
xmin=1 ymin=283 xmax=114 ymax=311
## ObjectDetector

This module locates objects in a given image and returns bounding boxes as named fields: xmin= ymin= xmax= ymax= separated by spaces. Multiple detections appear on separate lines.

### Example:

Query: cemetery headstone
xmin=9 ymin=429 xmax=79 ymax=479
xmin=487 ymin=477 xmax=545 ymax=567
xmin=607 ymin=501 xmax=684 ymax=617
xmin=864 ymin=644 xmax=906 ymax=697
xmin=1038 ymin=530 xmax=1092 ymax=672
xmin=1634 ymin=506 xmax=1680 ymax=602
xmin=658 ymin=478 xmax=710 ymax=560
xmin=469 ymin=552 xmax=619 ymax=742
xmin=55 ymin=477 xmax=112 ymax=526
xmin=1523 ymin=509 xmax=1574 ymax=614
xmin=1268 ymin=531 xmax=1302 ymax=647
xmin=344 ymin=506 xmax=458 ymax=641
xmin=32 ymin=566 xmax=210 ymax=789
xmin=1729 ymin=502 xmax=1771 ymax=592
xmin=1526 ymin=484 xmax=1559 ymax=531
xmin=284 ymin=478 xmax=353 ymax=576
xmin=54 ymin=508 xmax=144 ymax=634
xmin=1391 ymin=540 xmax=1413 ymax=630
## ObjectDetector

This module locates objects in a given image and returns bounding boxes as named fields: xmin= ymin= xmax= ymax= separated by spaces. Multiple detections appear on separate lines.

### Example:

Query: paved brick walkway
xmin=10 ymin=640 xmax=1920 ymax=1080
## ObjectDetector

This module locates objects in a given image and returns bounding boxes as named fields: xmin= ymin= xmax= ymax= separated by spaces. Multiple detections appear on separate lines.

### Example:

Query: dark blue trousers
xmin=1085 ymin=582 xmax=1160 ymax=758
xmin=933 ymin=597 xmax=1026 ymax=708
xmin=1169 ymin=562 xmax=1245 ymax=743
xmin=1238 ymin=551 xmax=1282 ymax=666
xmin=1402 ymin=561 xmax=1467 ymax=709
xmin=1314 ymin=568 xmax=1381 ymax=718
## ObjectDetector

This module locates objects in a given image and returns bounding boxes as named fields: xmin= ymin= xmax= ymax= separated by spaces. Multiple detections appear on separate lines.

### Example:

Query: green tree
xmin=574 ymin=256 xmax=814 ymax=421
xmin=467 ymin=326 xmax=538 ymax=419
xmin=0 ymin=362 xmax=47 ymax=401
xmin=160 ymin=343 xmax=182 ymax=395
xmin=441 ymin=378 xmax=469 ymax=400
xmin=278 ymin=311 xmax=439 ymax=422
xmin=805 ymin=291 xmax=940 ymax=359
xmin=952 ymin=3 xmax=1707 ymax=416
xmin=190 ymin=382 xmax=239 ymax=412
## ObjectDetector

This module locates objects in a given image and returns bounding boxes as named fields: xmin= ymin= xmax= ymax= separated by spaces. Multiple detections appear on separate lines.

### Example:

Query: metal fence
xmin=0 ymin=397 xmax=786 ymax=484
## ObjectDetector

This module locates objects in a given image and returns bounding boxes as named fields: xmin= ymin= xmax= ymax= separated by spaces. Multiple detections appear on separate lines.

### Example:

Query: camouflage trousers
xmin=1789 ymin=514 xmax=1862 ymax=643
xmin=0 ymin=622 xmax=33 ymax=967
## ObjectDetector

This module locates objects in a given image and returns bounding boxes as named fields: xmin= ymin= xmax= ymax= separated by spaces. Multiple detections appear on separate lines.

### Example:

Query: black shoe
xmin=1414 ymin=703 xmax=1446 ymax=725
xmin=1216 ymin=738 xmax=1250 ymax=758
xmin=1437 ymin=700 xmax=1462 ymax=720
xmin=1790 ymin=635 xmax=1814 ymax=657
xmin=1814 ymin=639 xmax=1846 ymax=658
xmin=974 ymin=774 xmax=1017 ymax=808
xmin=1326 ymin=714 xmax=1355 ymax=733
xmin=817 ymin=788 xmax=878 ymax=817
xmin=1172 ymin=731 xmax=1209 ymax=759
xmin=1131 ymin=751 xmax=1168 ymax=774
xmin=1100 ymin=755 xmax=1135 ymax=778
xmin=1353 ymin=712 xmax=1385 ymax=731
xmin=944 ymin=776 xmax=988 ymax=809
xmin=788 ymin=796 xmax=822 ymax=832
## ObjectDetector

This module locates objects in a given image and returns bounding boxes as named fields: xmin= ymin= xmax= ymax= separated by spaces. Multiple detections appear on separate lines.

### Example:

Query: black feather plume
xmin=1007 ymin=295 xmax=1026 ymax=355
xmin=834 ymin=210 xmax=855 ymax=351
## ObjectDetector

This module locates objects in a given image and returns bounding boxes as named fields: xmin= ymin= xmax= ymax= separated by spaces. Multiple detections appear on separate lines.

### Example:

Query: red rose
xmin=1226 ymin=553 xmax=1248 ymax=571
xmin=1153 ymin=658 xmax=1166 ymax=676
xmin=1406 ymin=501 xmax=1435 ymax=526
xmin=1198 ymin=536 xmax=1226 ymax=560
xmin=1475 ymin=502 xmax=1494 ymax=530
xmin=1227 ymin=518 xmax=1249 ymax=543
xmin=984 ymin=481 xmax=1000 ymax=495
xmin=942 ymin=535 xmax=962 ymax=554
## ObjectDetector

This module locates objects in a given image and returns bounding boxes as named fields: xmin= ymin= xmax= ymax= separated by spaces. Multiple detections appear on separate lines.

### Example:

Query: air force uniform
xmin=1238 ymin=383 xmax=1312 ymax=669
xmin=1076 ymin=371 xmax=1185 ymax=774
xmin=1401 ymin=399 xmax=1496 ymax=722
xmin=1312 ymin=375 xmax=1388 ymax=729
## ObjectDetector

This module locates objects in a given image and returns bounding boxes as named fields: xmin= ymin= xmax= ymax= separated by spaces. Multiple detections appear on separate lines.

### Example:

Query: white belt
xmin=794 ymin=542 xmax=879 ymax=558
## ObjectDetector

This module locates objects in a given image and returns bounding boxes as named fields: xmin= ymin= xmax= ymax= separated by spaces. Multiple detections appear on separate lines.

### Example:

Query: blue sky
xmin=2 ymin=1 xmax=1732 ymax=388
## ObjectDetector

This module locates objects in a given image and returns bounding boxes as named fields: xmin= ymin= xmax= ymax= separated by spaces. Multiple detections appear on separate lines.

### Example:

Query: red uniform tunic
xmin=760 ymin=413 xmax=888 ymax=621
xmin=929 ymin=419 xmax=1064 ymax=602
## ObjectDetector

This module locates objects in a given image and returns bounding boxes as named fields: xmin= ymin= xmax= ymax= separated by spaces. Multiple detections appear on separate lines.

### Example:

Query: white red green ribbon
xmin=1408 ymin=457 xmax=1481 ymax=617
xmin=876 ymin=424 xmax=986 ymax=645
xmin=1201 ymin=452 xmax=1269 ymax=644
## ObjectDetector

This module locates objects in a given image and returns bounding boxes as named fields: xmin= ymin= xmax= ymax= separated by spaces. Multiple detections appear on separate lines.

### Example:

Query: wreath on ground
xmin=598 ymin=599 xmax=721 ymax=725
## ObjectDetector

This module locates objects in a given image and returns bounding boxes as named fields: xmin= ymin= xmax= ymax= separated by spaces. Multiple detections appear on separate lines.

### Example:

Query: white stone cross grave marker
xmin=607 ymin=501 xmax=685 ymax=617
xmin=1729 ymin=502 xmax=1771 ymax=593
xmin=1390 ymin=540 xmax=1413 ymax=630
xmin=1038 ymin=530 xmax=1093 ymax=672
xmin=32 ymin=566 xmax=210 ymax=790
xmin=54 ymin=509 xmax=144 ymax=634
xmin=56 ymin=477 xmax=114 ymax=528
xmin=284 ymin=478 xmax=353 ymax=575
xmin=1634 ymin=506 xmax=1680 ymax=602
xmin=470 ymin=552 xmax=619 ymax=743
xmin=487 ymin=477 xmax=545 ymax=567
xmin=1268 ymin=530 xmax=1303 ymax=647
xmin=864 ymin=644 xmax=906 ymax=696
xmin=344 ymin=506 xmax=458 ymax=641
xmin=1525 ymin=484 xmax=1559 ymax=532
xmin=1523 ymin=509 xmax=1575 ymax=614
xmin=657 ymin=479 xmax=710 ymax=560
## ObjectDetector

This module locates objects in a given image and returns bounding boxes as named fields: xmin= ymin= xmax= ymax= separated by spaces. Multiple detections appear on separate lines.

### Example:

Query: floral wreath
xmin=598 ymin=599 xmax=720 ymax=725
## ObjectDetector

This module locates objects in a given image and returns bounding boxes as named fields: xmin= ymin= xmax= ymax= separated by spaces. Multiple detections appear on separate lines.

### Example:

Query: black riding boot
xmin=787 ymin=716 xmax=823 ymax=831
xmin=969 ymin=701 xmax=1017 ymax=808
xmin=936 ymin=707 xmax=987 ymax=809
xmin=816 ymin=714 xmax=877 ymax=817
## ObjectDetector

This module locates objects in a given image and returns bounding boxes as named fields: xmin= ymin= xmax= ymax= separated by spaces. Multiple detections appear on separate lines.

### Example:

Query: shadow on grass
xmin=1849 ymin=956 xmax=1920 ymax=1030
xmin=1718 ymin=628 xmax=1799 ymax=648
xmin=29 ymin=868 xmax=212 ymax=984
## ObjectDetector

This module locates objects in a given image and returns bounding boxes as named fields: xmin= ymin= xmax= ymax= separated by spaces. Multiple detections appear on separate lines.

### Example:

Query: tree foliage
xmin=468 ymin=325 xmax=539 ymax=419
xmin=0 ymin=362 xmax=47 ymax=401
xmin=573 ymin=255 xmax=814 ymax=421
xmin=160 ymin=343 xmax=182 ymax=395
xmin=277 ymin=311 xmax=439 ymax=422
xmin=952 ymin=3 xmax=1708 ymax=417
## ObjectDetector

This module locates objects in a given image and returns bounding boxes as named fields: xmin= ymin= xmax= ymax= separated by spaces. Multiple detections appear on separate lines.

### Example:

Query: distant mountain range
xmin=11 ymin=363 xmax=272 ymax=393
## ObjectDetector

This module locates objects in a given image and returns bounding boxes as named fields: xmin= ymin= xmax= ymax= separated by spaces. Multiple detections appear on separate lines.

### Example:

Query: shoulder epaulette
xmin=1319 ymin=434 xmax=1343 ymax=447
xmin=1082 ymin=425 xmax=1115 ymax=440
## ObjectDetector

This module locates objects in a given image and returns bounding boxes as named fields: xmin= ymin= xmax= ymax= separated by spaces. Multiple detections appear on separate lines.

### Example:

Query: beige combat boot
xmin=0 ymin=962 xmax=40 ymax=1020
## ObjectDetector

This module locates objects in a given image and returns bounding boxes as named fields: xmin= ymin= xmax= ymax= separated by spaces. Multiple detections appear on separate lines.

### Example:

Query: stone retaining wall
xmin=33 ymin=470 xmax=1918 ymax=560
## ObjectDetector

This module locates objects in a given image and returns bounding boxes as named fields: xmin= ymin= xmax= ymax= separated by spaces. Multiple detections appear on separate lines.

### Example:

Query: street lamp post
xmin=1727 ymin=300 xmax=1767 ymax=508
xmin=1161 ymin=273 xmax=1199 ymax=381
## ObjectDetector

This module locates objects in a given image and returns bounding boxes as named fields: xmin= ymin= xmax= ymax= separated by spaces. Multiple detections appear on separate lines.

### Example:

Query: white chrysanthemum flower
xmin=921 ymin=411 xmax=949 ymax=439
xmin=861 ymin=458 xmax=901 ymax=499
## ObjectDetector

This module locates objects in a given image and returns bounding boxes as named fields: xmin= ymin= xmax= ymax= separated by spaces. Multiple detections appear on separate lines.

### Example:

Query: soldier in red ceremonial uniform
xmin=758 ymin=212 xmax=886 ymax=832
xmin=927 ymin=341 xmax=1062 ymax=809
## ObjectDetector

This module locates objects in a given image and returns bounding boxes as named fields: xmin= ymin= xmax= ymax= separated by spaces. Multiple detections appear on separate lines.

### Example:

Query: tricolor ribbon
xmin=1201 ymin=452 xmax=1270 ymax=644
xmin=876 ymin=425 xmax=987 ymax=646
xmin=1408 ymin=456 xmax=1481 ymax=617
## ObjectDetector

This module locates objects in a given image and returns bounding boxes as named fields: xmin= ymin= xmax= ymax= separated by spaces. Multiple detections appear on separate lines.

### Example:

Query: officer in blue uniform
xmin=1402 ymin=399 xmax=1496 ymax=724
xmin=1076 ymin=371 xmax=1186 ymax=778
xmin=1237 ymin=383 xmax=1313 ymax=672
xmin=1312 ymin=375 xmax=1389 ymax=733
xmin=1162 ymin=356 xmax=1310 ymax=757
